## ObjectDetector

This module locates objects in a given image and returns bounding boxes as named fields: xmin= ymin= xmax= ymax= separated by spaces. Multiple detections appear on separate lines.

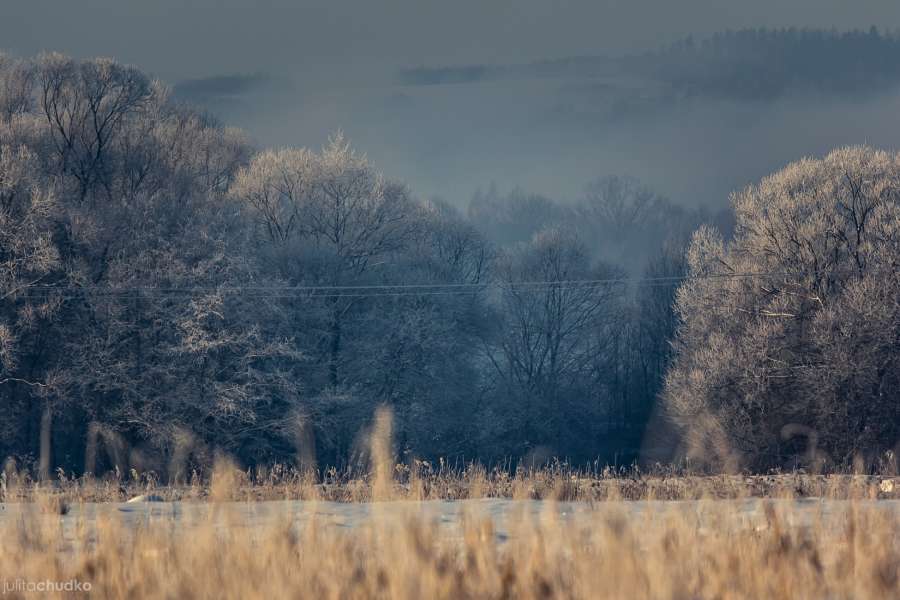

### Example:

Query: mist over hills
xmin=175 ymin=27 xmax=900 ymax=208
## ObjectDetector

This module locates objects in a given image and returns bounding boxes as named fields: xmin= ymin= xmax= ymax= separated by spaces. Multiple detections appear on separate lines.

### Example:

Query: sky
xmin=4 ymin=0 xmax=900 ymax=207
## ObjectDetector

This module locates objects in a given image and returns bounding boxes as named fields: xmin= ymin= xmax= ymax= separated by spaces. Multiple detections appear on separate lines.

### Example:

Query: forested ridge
xmin=636 ymin=26 xmax=900 ymax=99
xmin=0 ymin=51 xmax=897 ymax=478
xmin=403 ymin=27 xmax=900 ymax=101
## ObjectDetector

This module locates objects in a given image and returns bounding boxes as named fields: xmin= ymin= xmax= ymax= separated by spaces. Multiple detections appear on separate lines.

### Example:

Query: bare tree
xmin=37 ymin=54 xmax=151 ymax=202
xmin=487 ymin=228 xmax=625 ymax=453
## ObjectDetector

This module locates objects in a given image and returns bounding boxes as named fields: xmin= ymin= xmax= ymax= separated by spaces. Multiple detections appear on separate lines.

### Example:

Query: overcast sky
xmin=6 ymin=1 xmax=900 ymax=76
xmin=5 ymin=1 xmax=900 ymax=206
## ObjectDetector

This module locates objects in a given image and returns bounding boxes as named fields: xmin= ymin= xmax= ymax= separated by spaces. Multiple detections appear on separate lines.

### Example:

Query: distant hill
xmin=634 ymin=27 xmax=900 ymax=100
xmin=400 ymin=27 xmax=900 ymax=101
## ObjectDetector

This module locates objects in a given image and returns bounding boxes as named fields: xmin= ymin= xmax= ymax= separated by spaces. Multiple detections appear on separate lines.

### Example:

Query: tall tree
xmin=665 ymin=147 xmax=900 ymax=470
xmin=484 ymin=228 xmax=625 ymax=458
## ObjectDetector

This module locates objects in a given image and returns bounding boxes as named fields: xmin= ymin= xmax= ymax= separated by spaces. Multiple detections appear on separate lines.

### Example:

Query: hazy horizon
xmin=5 ymin=1 xmax=900 ymax=206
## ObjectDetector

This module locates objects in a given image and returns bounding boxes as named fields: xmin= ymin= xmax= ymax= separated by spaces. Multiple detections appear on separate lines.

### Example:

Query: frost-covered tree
xmin=0 ymin=139 xmax=63 ymax=478
xmin=665 ymin=147 xmax=900 ymax=470
xmin=235 ymin=135 xmax=417 ymax=388
xmin=0 ymin=53 xmax=304 ymax=474
xmin=234 ymin=141 xmax=493 ymax=463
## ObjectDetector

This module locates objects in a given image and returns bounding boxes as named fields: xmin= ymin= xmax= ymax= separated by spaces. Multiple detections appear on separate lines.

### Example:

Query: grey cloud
xmin=175 ymin=73 xmax=267 ymax=97
xmin=173 ymin=73 xmax=285 ymax=102
xmin=171 ymin=72 xmax=298 ymax=121
xmin=398 ymin=65 xmax=497 ymax=86
xmin=399 ymin=56 xmax=624 ymax=88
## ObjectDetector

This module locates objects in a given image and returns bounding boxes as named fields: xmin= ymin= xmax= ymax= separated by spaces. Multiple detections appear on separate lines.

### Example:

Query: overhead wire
xmin=6 ymin=270 xmax=813 ymax=301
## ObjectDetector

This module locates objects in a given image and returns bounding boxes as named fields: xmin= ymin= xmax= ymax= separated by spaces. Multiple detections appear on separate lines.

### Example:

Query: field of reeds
xmin=0 ymin=471 xmax=898 ymax=599
xmin=2 ymin=461 xmax=899 ymax=505
xmin=1 ymin=411 xmax=897 ymax=599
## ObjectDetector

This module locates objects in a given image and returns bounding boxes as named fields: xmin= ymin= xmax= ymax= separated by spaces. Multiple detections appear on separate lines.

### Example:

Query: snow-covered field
xmin=3 ymin=498 xmax=898 ymax=548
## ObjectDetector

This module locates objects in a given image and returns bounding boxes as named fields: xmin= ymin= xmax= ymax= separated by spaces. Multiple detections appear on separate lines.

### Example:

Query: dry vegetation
xmin=2 ymin=462 xmax=899 ymax=504
xmin=1 ymin=416 xmax=898 ymax=600
xmin=0 ymin=475 xmax=897 ymax=599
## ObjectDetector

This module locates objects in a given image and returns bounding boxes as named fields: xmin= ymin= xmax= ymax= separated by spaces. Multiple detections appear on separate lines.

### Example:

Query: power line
xmin=4 ymin=270 xmax=816 ymax=300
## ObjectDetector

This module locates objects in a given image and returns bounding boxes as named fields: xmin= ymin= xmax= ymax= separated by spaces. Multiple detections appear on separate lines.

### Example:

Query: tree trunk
xmin=39 ymin=404 xmax=52 ymax=481
xmin=329 ymin=308 xmax=341 ymax=387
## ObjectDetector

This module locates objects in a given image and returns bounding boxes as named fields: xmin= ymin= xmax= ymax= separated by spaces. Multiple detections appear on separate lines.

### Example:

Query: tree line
xmin=0 ymin=53 xmax=896 ymax=477
xmin=637 ymin=26 xmax=900 ymax=100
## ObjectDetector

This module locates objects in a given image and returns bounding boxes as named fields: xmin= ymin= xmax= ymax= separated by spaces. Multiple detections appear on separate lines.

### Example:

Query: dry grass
xmin=1 ymin=411 xmax=897 ymax=599
xmin=3 ymin=461 xmax=899 ymax=504
xmin=0 ymin=486 xmax=897 ymax=599
xmin=1 ymin=463 xmax=898 ymax=599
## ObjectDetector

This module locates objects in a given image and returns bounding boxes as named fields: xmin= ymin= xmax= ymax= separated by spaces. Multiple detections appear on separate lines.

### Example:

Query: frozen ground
xmin=1 ymin=498 xmax=898 ymax=548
